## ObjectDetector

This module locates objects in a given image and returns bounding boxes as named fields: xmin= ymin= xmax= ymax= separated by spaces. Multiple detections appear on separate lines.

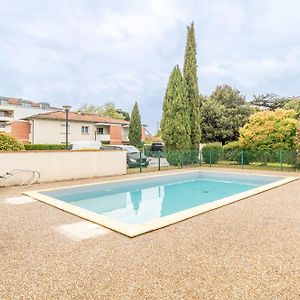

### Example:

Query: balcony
xmin=97 ymin=134 xmax=110 ymax=142
xmin=0 ymin=116 xmax=13 ymax=122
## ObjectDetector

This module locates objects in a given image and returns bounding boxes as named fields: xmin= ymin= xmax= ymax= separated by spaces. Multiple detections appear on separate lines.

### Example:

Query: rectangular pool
xmin=25 ymin=171 xmax=297 ymax=237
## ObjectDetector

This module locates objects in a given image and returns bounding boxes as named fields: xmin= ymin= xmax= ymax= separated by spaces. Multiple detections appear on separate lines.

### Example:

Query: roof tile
xmin=25 ymin=111 xmax=129 ymax=124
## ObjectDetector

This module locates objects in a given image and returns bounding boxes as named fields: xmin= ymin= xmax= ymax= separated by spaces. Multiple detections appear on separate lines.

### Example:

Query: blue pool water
xmin=42 ymin=171 xmax=283 ymax=224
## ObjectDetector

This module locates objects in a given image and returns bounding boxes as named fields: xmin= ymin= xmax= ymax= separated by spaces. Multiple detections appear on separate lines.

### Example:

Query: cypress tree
xmin=128 ymin=102 xmax=142 ymax=147
xmin=161 ymin=65 xmax=191 ymax=153
xmin=183 ymin=22 xmax=201 ymax=151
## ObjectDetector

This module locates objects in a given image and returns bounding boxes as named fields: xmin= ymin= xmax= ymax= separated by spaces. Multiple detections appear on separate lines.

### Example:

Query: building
xmin=23 ymin=111 xmax=146 ymax=145
xmin=0 ymin=96 xmax=59 ymax=143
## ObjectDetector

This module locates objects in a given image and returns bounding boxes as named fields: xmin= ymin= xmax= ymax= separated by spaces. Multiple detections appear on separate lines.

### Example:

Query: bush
xmin=24 ymin=144 xmax=67 ymax=150
xmin=223 ymin=141 xmax=240 ymax=162
xmin=0 ymin=133 xmax=25 ymax=151
xmin=202 ymin=143 xmax=223 ymax=164
xmin=223 ymin=141 xmax=253 ymax=165
xmin=143 ymin=144 xmax=152 ymax=157
xmin=165 ymin=150 xmax=193 ymax=166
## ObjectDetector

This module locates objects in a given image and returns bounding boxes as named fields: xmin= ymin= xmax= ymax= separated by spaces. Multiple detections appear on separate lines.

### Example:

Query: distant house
xmin=0 ymin=96 xmax=59 ymax=143
xmin=23 ymin=111 xmax=146 ymax=145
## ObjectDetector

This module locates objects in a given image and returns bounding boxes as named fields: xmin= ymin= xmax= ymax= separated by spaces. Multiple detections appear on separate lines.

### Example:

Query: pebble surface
xmin=0 ymin=167 xmax=299 ymax=299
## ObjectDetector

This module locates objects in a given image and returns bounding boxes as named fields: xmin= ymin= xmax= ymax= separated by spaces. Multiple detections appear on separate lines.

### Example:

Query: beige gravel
xmin=0 ymin=167 xmax=299 ymax=299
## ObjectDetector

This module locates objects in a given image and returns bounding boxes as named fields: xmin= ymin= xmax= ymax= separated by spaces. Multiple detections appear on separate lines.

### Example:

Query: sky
xmin=0 ymin=0 xmax=299 ymax=133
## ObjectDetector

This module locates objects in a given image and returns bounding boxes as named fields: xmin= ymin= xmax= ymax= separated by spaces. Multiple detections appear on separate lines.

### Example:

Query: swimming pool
xmin=25 ymin=170 xmax=297 ymax=237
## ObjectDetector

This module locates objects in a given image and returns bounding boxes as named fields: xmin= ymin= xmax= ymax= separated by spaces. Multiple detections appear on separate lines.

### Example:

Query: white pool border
xmin=24 ymin=170 xmax=299 ymax=237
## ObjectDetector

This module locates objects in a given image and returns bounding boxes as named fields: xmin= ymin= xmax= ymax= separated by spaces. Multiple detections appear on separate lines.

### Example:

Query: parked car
xmin=101 ymin=145 xmax=149 ymax=168
xmin=151 ymin=142 xmax=164 ymax=152
xmin=70 ymin=140 xmax=102 ymax=151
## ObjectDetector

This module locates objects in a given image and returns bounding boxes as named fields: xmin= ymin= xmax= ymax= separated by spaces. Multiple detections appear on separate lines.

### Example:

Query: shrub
xmin=0 ymin=133 xmax=25 ymax=151
xmin=202 ymin=143 xmax=223 ymax=164
xmin=144 ymin=144 xmax=152 ymax=157
xmin=223 ymin=141 xmax=240 ymax=162
xmin=223 ymin=141 xmax=253 ymax=165
xmin=24 ymin=144 xmax=66 ymax=150
xmin=165 ymin=150 xmax=193 ymax=166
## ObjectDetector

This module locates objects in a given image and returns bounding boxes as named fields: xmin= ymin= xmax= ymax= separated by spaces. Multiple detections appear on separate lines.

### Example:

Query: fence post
xmin=199 ymin=150 xmax=202 ymax=167
xmin=180 ymin=151 xmax=183 ymax=168
xmin=158 ymin=151 xmax=161 ymax=171
xmin=139 ymin=151 xmax=142 ymax=173
xmin=209 ymin=150 xmax=212 ymax=167
xmin=241 ymin=150 xmax=244 ymax=169
xmin=280 ymin=149 xmax=283 ymax=171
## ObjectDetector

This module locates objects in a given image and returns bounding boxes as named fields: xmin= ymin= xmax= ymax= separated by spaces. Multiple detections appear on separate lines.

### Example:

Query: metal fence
xmin=127 ymin=149 xmax=300 ymax=173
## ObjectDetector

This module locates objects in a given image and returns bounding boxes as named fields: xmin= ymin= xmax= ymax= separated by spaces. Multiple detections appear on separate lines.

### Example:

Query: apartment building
xmin=0 ymin=96 xmax=59 ymax=143
xmin=24 ymin=111 xmax=146 ymax=145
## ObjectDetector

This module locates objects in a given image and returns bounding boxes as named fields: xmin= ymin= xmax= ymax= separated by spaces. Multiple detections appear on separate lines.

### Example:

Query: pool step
xmin=56 ymin=221 xmax=110 ymax=241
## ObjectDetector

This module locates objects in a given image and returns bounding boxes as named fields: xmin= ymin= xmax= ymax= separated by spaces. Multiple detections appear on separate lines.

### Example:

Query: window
xmin=40 ymin=103 xmax=50 ymax=110
xmin=0 ymin=111 xmax=5 ymax=117
xmin=22 ymin=102 xmax=31 ymax=108
xmin=97 ymin=127 xmax=104 ymax=135
xmin=0 ymin=100 xmax=8 ymax=105
xmin=81 ymin=126 xmax=89 ymax=134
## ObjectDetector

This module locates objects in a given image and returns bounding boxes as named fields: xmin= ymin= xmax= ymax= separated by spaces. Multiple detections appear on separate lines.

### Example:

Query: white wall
xmin=13 ymin=106 xmax=54 ymax=120
xmin=31 ymin=119 xmax=98 ymax=144
xmin=0 ymin=104 xmax=54 ymax=121
xmin=0 ymin=150 xmax=127 ymax=187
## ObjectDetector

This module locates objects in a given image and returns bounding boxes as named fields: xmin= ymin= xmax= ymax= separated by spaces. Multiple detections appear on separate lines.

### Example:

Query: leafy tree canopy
xmin=250 ymin=94 xmax=290 ymax=110
xmin=284 ymin=98 xmax=300 ymax=119
xmin=201 ymin=85 xmax=254 ymax=145
xmin=238 ymin=109 xmax=298 ymax=150
xmin=77 ymin=101 xmax=126 ymax=120
xmin=210 ymin=85 xmax=246 ymax=108
xmin=116 ymin=109 xmax=130 ymax=121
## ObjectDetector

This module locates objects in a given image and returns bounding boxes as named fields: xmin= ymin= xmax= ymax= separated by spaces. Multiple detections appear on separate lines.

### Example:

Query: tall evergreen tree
xmin=161 ymin=65 xmax=191 ymax=152
xmin=183 ymin=22 xmax=201 ymax=151
xmin=128 ymin=102 xmax=142 ymax=147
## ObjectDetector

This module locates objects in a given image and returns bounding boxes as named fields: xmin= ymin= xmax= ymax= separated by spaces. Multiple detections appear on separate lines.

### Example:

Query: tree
xmin=238 ymin=109 xmax=298 ymax=150
xmin=77 ymin=103 xmax=103 ymax=115
xmin=128 ymin=102 xmax=142 ymax=147
xmin=161 ymin=65 xmax=191 ymax=151
xmin=117 ymin=109 xmax=130 ymax=121
xmin=77 ymin=101 xmax=126 ymax=120
xmin=201 ymin=98 xmax=228 ymax=143
xmin=201 ymin=85 xmax=254 ymax=144
xmin=101 ymin=102 xmax=126 ymax=119
xmin=183 ymin=22 xmax=201 ymax=151
xmin=250 ymin=94 xmax=290 ymax=110
xmin=284 ymin=98 xmax=300 ymax=119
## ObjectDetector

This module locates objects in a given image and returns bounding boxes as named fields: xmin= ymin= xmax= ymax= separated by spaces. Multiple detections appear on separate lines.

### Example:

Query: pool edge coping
xmin=24 ymin=171 xmax=299 ymax=238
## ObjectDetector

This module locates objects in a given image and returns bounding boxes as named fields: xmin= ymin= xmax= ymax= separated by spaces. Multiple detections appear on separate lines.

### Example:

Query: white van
xmin=69 ymin=140 xmax=102 ymax=151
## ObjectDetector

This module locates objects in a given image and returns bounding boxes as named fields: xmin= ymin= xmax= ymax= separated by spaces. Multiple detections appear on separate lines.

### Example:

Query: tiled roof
xmin=0 ymin=96 xmax=58 ymax=109
xmin=25 ymin=111 xmax=130 ymax=124
xmin=8 ymin=98 xmax=21 ymax=105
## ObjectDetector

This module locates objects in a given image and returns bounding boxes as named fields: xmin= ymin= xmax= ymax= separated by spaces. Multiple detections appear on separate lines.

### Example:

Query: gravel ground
xmin=0 ymin=167 xmax=299 ymax=299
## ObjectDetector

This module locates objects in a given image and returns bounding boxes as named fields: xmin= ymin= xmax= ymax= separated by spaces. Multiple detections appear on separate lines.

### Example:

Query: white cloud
xmin=0 ymin=0 xmax=299 ymax=131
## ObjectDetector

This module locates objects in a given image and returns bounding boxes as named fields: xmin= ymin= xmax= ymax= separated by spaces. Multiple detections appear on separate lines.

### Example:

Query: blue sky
xmin=0 ymin=0 xmax=299 ymax=132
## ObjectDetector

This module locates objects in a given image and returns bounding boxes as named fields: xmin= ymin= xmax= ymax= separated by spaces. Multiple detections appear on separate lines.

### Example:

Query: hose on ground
xmin=0 ymin=169 xmax=40 ymax=187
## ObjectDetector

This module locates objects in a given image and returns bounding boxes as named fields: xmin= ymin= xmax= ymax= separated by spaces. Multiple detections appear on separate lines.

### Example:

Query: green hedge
xmin=223 ymin=141 xmax=253 ymax=165
xmin=164 ymin=150 xmax=195 ymax=166
xmin=24 ymin=144 xmax=67 ymax=150
xmin=0 ymin=133 xmax=25 ymax=151
xmin=202 ymin=143 xmax=223 ymax=164
xmin=144 ymin=144 xmax=152 ymax=157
